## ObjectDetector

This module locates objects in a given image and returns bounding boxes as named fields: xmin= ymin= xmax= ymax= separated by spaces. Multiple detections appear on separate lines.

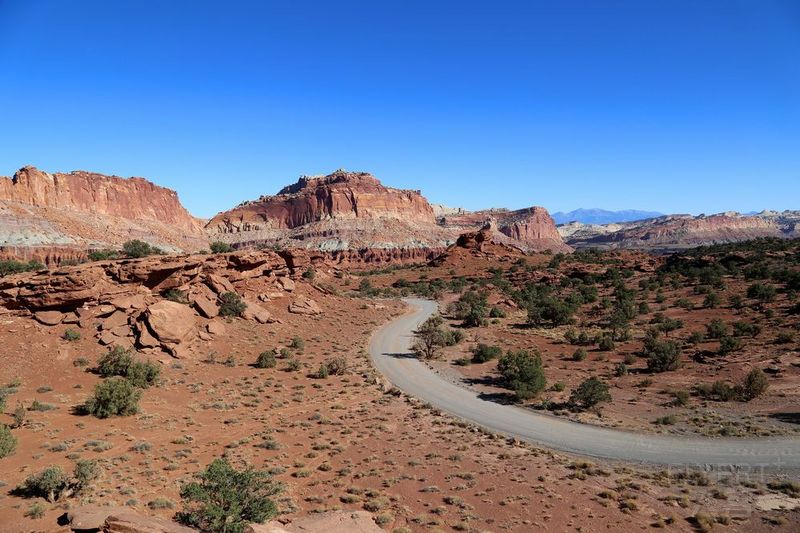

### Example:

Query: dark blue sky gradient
xmin=0 ymin=0 xmax=798 ymax=217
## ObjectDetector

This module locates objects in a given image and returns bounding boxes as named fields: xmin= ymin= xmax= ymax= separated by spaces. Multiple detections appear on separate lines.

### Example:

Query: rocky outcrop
xmin=439 ymin=206 xmax=571 ymax=253
xmin=497 ymin=207 xmax=572 ymax=252
xmin=560 ymin=211 xmax=800 ymax=252
xmin=247 ymin=510 xmax=382 ymax=533
xmin=209 ymin=170 xmax=435 ymax=233
xmin=0 ymin=166 xmax=208 ymax=263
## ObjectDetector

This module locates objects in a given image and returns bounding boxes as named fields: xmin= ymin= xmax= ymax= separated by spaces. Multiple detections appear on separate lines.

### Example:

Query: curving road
xmin=369 ymin=298 xmax=800 ymax=471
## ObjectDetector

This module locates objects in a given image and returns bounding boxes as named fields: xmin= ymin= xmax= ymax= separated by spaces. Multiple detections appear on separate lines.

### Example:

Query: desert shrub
xmin=0 ymin=424 xmax=16 ymax=458
xmin=219 ymin=292 xmax=247 ymax=318
xmin=646 ymin=340 xmax=681 ymax=373
xmin=316 ymin=356 xmax=347 ymax=378
xmin=733 ymin=320 xmax=761 ymax=337
xmin=165 ymin=289 xmax=190 ymax=304
xmin=718 ymin=335 xmax=742 ymax=355
xmin=613 ymin=362 xmax=628 ymax=376
xmin=83 ymin=378 xmax=141 ymax=418
xmin=302 ymin=267 xmax=315 ymax=280
xmin=97 ymin=346 xmax=159 ymax=388
xmin=686 ymin=331 xmax=704 ymax=345
xmin=73 ymin=459 xmax=101 ymax=492
xmin=63 ymin=328 xmax=81 ymax=342
xmin=569 ymin=378 xmax=611 ymax=410
xmin=289 ymin=336 xmax=305 ymax=350
xmin=471 ymin=344 xmax=502 ymax=364
xmin=597 ymin=334 xmax=615 ymax=351
xmin=657 ymin=317 xmax=684 ymax=336
xmin=774 ymin=331 xmax=795 ymax=344
xmin=25 ymin=502 xmax=45 ymax=519
xmin=88 ymin=249 xmax=119 ymax=261
xmin=0 ymin=259 xmax=44 ymax=277
xmin=673 ymin=389 xmax=690 ymax=406
xmin=706 ymin=319 xmax=728 ymax=339
xmin=738 ymin=368 xmax=769 ymax=401
xmin=703 ymin=292 xmax=721 ymax=308
xmin=450 ymin=290 xmax=489 ymax=327
xmin=571 ymin=348 xmax=587 ymax=362
xmin=489 ymin=306 xmax=506 ymax=318
xmin=285 ymin=359 xmax=301 ymax=372
xmin=18 ymin=466 xmax=70 ymax=501
xmin=747 ymin=282 xmax=776 ymax=303
xmin=177 ymin=458 xmax=282 ymax=533
xmin=497 ymin=350 xmax=546 ymax=401
xmin=122 ymin=239 xmax=158 ymax=258
xmin=441 ymin=328 xmax=464 ymax=346
xmin=255 ymin=350 xmax=277 ymax=369
xmin=696 ymin=380 xmax=738 ymax=402
xmin=210 ymin=241 xmax=234 ymax=253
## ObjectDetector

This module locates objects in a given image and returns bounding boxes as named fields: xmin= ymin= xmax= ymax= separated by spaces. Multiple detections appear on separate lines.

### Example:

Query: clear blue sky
xmin=0 ymin=0 xmax=798 ymax=218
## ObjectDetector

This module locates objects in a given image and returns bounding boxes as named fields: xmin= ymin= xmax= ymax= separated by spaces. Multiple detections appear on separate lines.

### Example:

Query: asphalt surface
xmin=369 ymin=298 xmax=800 ymax=471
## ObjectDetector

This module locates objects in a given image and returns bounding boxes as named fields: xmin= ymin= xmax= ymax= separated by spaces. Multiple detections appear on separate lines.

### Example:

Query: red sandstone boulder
xmin=103 ymin=511 xmax=195 ymax=532
xmin=34 ymin=310 xmax=64 ymax=325
xmin=288 ymin=296 xmax=322 ymax=315
xmin=247 ymin=510 xmax=382 ymax=533
xmin=192 ymin=293 xmax=219 ymax=319
xmin=145 ymin=301 xmax=196 ymax=347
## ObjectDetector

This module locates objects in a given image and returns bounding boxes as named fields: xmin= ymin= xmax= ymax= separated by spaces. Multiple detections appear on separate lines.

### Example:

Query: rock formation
xmin=0 ymin=166 xmax=208 ymax=262
xmin=560 ymin=211 xmax=800 ymax=252
xmin=208 ymin=169 xmax=571 ymax=254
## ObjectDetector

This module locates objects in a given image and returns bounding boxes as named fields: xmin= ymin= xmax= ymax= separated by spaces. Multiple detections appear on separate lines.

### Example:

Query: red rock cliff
xmin=0 ymin=166 xmax=202 ymax=232
xmin=207 ymin=170 xmax=435 ymax=233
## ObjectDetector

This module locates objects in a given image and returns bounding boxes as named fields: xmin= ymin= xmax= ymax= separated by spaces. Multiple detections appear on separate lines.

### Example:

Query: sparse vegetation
xmin=219 ymin=291 xmax=247 ymax=318
xmin=83 ymin=377 xmax=141 ymax=418
xmin=210 ymin=241 xmax=234 ymax=253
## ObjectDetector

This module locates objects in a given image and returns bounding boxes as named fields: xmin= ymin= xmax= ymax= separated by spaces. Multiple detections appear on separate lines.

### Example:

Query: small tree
xmin=497 ymin=350 xmax=546 ymax=401
xmin=646 ymin=340 xmax=681 ymax=373
xmin=83 ymin=377 xmax=141 ymax=418
xmin=718 ymin=335 xmax=742 ymax=355
xmin=411 ymin=315 xmax=447 ymax=360
xmin=177 ymin=458 xmax=283 ymax=533
xmin=706 ymin=319 xmax=728 ymax=339
xmin=219 ymin=292 xmax=247 ymax=318
xmin=450 ymin=290 xmax=488 ymax=327
xmin=747 ymin=283 xmax=776 ymax=303
xmin=569 ymin=377 xmax=612 ymax=410
xmin=97 ymin=346 xmax=160 ymax=388
xmin=18 ymin=466 xmax=70 ymax=502
xmin=210 ymin=241 xmax=233 ymax=254
xmin=0 ymin=424 xmax=16 ymax=458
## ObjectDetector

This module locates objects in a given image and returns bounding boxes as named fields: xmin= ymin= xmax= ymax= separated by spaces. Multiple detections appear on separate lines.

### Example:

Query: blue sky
xmin=0 ymin=0 xmax=798 ymax=218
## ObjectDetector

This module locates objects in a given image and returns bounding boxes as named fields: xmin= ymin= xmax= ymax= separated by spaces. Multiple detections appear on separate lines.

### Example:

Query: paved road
xmin=369 ymin=298 xmax=800 ymax=471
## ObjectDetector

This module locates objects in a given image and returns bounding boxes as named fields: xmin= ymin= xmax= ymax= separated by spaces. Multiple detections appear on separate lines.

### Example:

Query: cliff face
xmin=207 ymin=170 xmax=572 ymax=254
xmin=561 ymin=212 xmax=800 ymax=252
xmin=0 ymin=166 xmax=208 ymax=261
xmin=208 ymin=170 xmax=435 ymax=233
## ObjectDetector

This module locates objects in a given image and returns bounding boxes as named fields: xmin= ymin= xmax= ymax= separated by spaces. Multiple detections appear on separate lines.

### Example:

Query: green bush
xmin=315 ymin=356 xmax=347 ymax=378
xmin=0 ymin=424 xmax=16 ymax=458
xmin=597 ymin=334 xmax=615 ymax=351
xmin=83 ymin=377 xmax=141 ymax=418
xmin=471 ymin=344 xmax=502 ymax=364
xmin=646 ymin=340 xmax=681 ymax=373
xmin=63 ymin=328 xmax=81 ymax=342
xmin=569 ymin=377 xmax=611 ymax=409
xmin=489 ymin=306 xmax=506 ymax=318
xmin=302 ymin=267 xmax=316 ymax=280
xmin=738 ymin=368 xmax=769 ymax=401
xmin=732 ymin=321 xmax=761 ymax=338
xmin=97 ymin=346 xmax=159 ymax=388
xmin=571 ymin=348 xmax=587 ymax=362
xmin=718 ymin=336 xmax=742 ymax=355
xmin=289 ymin=336 xmax=305 ymax=350
xmin=88 ymin=249 xmax=119 ymax=261
xmin=219 ymin=292 xmax=247 ymax=318
xmin=73 ymin=459 xmax=101 ymax=492
xmin=0 ymin=259 xmax=44 ymax=277
xmin=122 ymin=239 xmax=158 ymax=258
xmin=210 ymin=241 xmax=234 ymax=253
xmin=706 ymin=319 xmax=728 ymax=339
xmin=177 ymin=458 xmax=283 ymax=533
xmin=746 ymin=282 xmax=776 ymax=303
xmin=165 ymin=289 xmax=190 ymax=304
xmin=19 ymin=466 xmax=70 ymax=502
xmin=450 ymin=290 xmax=488 ymax=327
xmin=255 ymin=350 xmax=277 ymax=369
xmin=497 ymin=350 xmax=546 ymax=401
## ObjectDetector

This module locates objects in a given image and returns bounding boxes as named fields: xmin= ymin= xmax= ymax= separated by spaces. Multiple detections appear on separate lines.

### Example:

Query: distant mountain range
xmin=551 ymin=208 xmax=664 ymax=225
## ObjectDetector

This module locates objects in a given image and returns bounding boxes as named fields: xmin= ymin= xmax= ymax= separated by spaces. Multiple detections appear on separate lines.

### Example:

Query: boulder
xmin=206 ymin=273 xmax=235 ymax=295
xmin=68 ymin=504 xmax=128 ymax=531
xmin=145 ymin=300 xmax=196 ymax=346
xmin=136 ymin=323 xmax=160 ymax=348
xmin=242 ymin=300 xmax=274 ymax=324
xmin=101 ymin=310 xmax=130 ymax=330
xmin=207 ymin=321 xmax=226 ymax=335
xmin=34 ymin=310 xmax=64 ymax=326
xmin=277 ymin=277 xmax=295 ymax=292
xmin=192 ymin=293 xmax=219 ymax=319
xmin=103 ymin=511 xmax=195 ymax=533
xmin=288 ymin=296 xmax=322 ymax=316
